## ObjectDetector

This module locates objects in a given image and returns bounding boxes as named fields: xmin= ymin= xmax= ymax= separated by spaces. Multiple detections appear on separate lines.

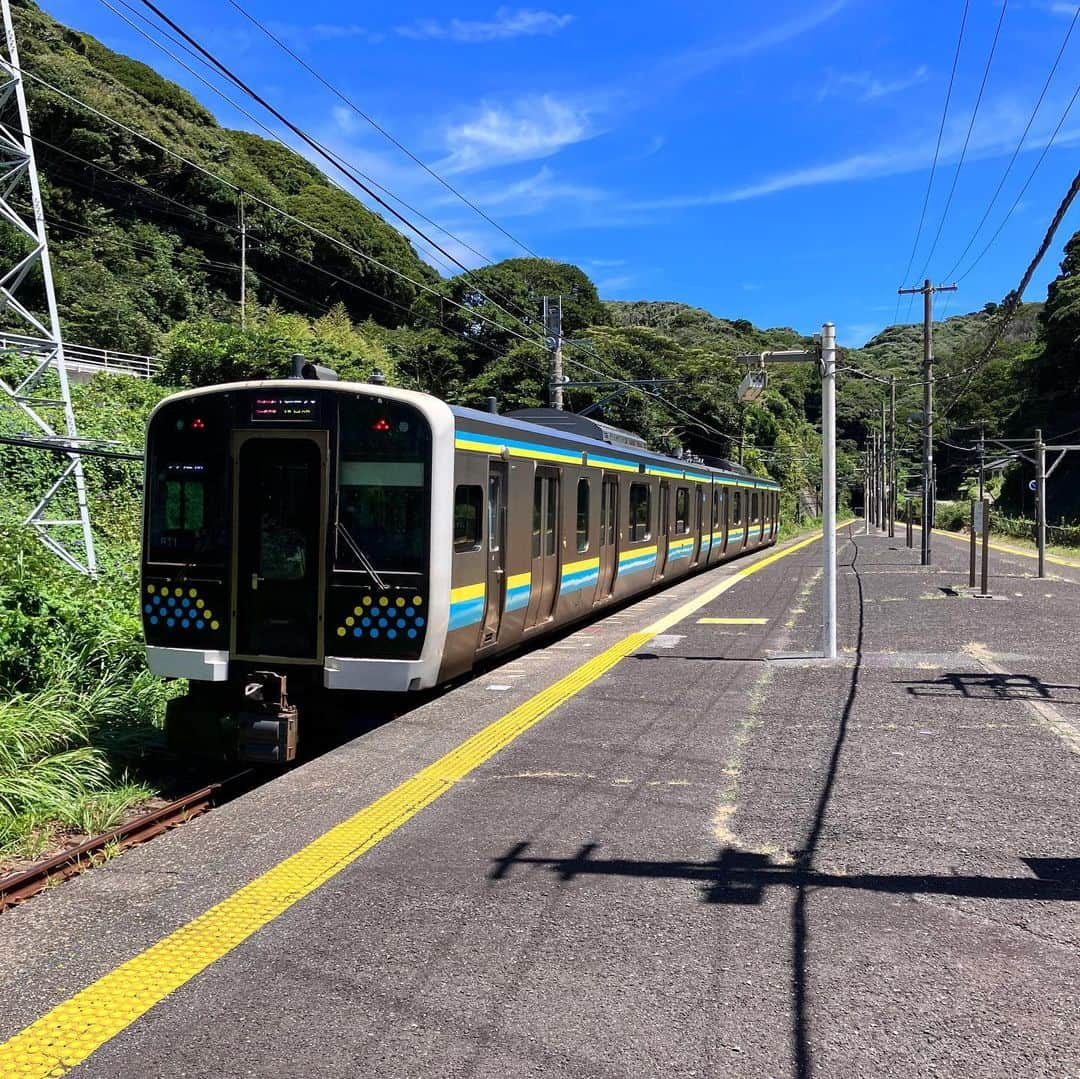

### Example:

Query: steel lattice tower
xmin=0 ymin=0 xmax=95 ymax=574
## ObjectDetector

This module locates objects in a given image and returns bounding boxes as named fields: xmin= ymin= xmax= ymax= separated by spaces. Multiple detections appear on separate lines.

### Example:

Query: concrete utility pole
xmin=821 ymin=322 xmax=837 ymax=660
xmin=889 ymin=376 xmax=897 ymax=538
xmin=1035 ymin=428 xmax=1046 ymax=579
xmin=0 ymin=0 xmax=96 ymax=574
xmin=543 ymin=295 xmax=563 ymax=410
xmin=868 ymin=432 xmax=876 ymax=527
xmin=898 ymin=278 xmax=957 ymax=566
xmin=879 ymin=397 xmax=887 ymax=531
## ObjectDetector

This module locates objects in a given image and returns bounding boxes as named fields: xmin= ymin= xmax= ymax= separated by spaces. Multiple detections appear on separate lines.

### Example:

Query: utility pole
xmin=1035 ymin=428 xmax=1046 ymax=579
xmin=543 ymin=295 xmax=563 ymax=410
xmin=868 ymin=431 xmax=876 ymax=528
xmin=977 ymin=423 xmax=985 ymax=502
xmin=889 ymin=375 xmax=897 ymax=538
xmin=822 ymin=323 xmax=837 ymax=660
xmin=239 ymin=191 xmax=247 ymax=330
xmin=898 ymin=278 xmax=957 ymax=566
xmin=879 ymin=397 xmax=887 ymax=532
xmin=0 ymin=0 xmax=95 ymax=574
xmin=864 ymin=442 xmax=870 ymax=531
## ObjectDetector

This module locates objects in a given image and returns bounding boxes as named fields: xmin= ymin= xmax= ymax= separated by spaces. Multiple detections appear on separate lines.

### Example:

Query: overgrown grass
xmin=0 ymin=508 xmax=174 ymax=862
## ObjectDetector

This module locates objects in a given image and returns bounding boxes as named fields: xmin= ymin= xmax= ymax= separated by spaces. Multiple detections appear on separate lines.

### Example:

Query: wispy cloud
xmin=267 ymin=21 xmax=384 ymax=47
xmin=462 ymin=166 xmax=606 ymax=215
xmin=657 ymin=1 xmax=849 ymax=88
xmin=437 ymin=96 xmax=597 ymax=174
xmin=626 ymin=96 xmax=1080 ymax=209
xmin=396 ymin=8 xmax=573 ymax=43
xmin=817 ymin=65 xmax=929 ymax=103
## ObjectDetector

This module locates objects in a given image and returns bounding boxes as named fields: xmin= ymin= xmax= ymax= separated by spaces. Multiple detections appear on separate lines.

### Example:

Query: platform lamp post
xmin=735 ymin=323 xmax=837 ymax=660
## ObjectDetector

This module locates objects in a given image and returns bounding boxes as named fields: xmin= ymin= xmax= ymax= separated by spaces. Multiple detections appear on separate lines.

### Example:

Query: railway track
xmin=0 ymin=769 xmax=254 ymax=912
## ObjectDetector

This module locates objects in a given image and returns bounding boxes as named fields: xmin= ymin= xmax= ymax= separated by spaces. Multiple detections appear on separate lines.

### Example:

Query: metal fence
xmin=0 ymin=330 xmax=160 ymax=379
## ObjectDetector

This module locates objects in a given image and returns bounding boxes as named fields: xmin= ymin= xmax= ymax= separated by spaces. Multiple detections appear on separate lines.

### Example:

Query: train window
xmin=675 ymin=487 xmax=689 ymax=534
xmin=544 ymin=477 xmax=558 ymax=556
xmin=713 ymin=488 xmax=722 ymax=529
xmin=336 ymin=396 xmax=431 ymax=575
xmin=629 ymin=483 xmax=651 ymax=542
xmin=752 ymin=492 xmax=759 ymax=521
xmin=488 ymin=474 xmax=501 ymax=552
xmin=733 ymin=490 xmax=742 ymax=523
xmin=532 ymin=478 xmax=542 ymax=558
xmin=454 ymin=485 xmax=483 ymax=552
xmin=576 ymin=478 xmax=590 ymax=553
xmin=601 ymin=479 xmax=617 ymax=546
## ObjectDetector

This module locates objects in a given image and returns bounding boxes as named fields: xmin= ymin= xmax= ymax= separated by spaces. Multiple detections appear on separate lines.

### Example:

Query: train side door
xmin=597 ymin=474 xmax=618 ymax=599
xmin=525 ymin=469 xmax=560 ymax=629
xmin=232 ymin=432 xmax=327 ymax=662
xmin=656 ymin=480 xmax=670 ymax=577
xmin=691 ymin=486 xmax=705 ymax=566
xmin=479 ymin=461 xmax=507 ymax=648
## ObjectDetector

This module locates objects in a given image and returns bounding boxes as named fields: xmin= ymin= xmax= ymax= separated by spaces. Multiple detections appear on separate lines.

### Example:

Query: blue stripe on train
xmin=504 ymin=584 xmax=531 ymax=612
xmin=448 ymin=596 xmax=485 ymax=630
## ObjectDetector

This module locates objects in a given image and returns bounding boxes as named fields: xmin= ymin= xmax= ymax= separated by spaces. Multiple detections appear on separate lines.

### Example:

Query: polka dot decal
xmin=332 ymin=591 xmax=425 ymax=644
xmin=144 ymin=583 xmax=221 ymax=633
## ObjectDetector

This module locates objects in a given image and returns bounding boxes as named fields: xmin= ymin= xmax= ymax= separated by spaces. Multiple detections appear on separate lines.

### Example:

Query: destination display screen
xmin=250 ymin=395 xmax=318 ymax=423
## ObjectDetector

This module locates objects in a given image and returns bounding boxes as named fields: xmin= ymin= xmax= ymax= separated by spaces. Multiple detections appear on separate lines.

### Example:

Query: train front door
xmin=233 ymin=433 xmax=326 ymax=661
xmin=597 ymin=475 xmax=618 ymax=599
xmin=479 ymin=462 xmax=507 ymax=648
xmin=525 ymin=469 xmax=560 ymax=629
xmin=656 ymin=480 xmax=670 ymax=577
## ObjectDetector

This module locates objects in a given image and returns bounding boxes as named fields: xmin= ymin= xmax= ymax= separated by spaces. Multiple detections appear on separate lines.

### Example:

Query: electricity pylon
xmin=0 ymin=0 xmax=95 ymax=574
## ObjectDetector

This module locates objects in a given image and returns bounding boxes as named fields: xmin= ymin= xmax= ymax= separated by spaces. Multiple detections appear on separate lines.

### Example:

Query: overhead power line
xmin=942 ymin=5 xmax=1078 ymax=282
xmin=954 ymin=80 xmax=1080 ymax=285
xmin=132 ymin=0 xmax=544 ymax=342
xmin=99 ymin=0 xmax=512 ymax=282
xmin=913 ymin=0 xmax=1008 ymax=288
xmin=894 ymin=0 xmax=970 ymax=325
xmin=223 ymin=0 xmax=541 ymax=262
xmin=941 ymin=164 xmax=1080 ymax=418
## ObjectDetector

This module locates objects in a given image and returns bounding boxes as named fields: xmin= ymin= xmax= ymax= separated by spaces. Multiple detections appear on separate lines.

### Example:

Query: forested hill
xmin=5 ymin=0 xmax=1080 ymax=518
xmin=11 ymin=0 xmax=436 ymax=351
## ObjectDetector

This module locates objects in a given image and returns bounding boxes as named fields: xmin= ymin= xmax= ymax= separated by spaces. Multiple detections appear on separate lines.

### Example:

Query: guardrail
xmin=0 ymin=331 xmax=161 ymax=379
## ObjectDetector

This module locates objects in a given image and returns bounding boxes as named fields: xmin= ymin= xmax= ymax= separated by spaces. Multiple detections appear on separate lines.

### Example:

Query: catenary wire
xmin=912 ymin=0 xmax=1008 ymax=289
xmin=224 ymin=0 xmax=542 ymax=261
xmin=942 ymin=5 xmax=1078 ymax=282
xmin=895 ymin=0 xmax=970 ymax=324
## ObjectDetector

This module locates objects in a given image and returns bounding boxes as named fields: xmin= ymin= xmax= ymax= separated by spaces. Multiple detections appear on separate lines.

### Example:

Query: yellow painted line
xmin=0 ymin=524 xmax=833 ymax=1079
xmin=697 ymin=617 xmax=769 ymax=625
xmin=927 ymin=526 xmax=1080 ymax=569
xmin=450 ymin=582 xmax=485 ymax=603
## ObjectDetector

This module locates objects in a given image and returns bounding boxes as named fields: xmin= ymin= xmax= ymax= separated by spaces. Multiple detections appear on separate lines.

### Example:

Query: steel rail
xmin=0 ymin=769 xmax=253 ymax=911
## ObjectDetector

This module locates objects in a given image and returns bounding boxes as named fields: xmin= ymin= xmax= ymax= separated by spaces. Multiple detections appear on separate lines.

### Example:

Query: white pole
xmin=822 ymin=322 xmax=837 ymax=660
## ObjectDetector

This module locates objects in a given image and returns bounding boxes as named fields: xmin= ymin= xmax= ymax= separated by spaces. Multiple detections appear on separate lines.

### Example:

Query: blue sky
xmin=40 ymin=0 xmax=1080 ymax=346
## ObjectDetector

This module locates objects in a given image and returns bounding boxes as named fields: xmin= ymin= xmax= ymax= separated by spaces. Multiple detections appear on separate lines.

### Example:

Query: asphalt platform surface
xmin=1 ymin=524 xmax=1078 ymax=1078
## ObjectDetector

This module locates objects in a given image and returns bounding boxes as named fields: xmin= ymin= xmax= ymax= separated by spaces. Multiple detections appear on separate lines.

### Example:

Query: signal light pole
xmin=735 ymin=325 xmax=836 ymax=660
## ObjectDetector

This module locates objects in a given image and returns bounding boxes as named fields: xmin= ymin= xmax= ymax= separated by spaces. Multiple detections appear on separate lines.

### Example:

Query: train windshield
xmin=145 ymin=397 xmax=228 ymax=565
xmin=336 ymin=396 xmax=431 ymax=576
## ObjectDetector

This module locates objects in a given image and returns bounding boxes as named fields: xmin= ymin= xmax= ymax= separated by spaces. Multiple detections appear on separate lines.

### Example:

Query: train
xmin=141 ymin=371 xmax=780 ymax=762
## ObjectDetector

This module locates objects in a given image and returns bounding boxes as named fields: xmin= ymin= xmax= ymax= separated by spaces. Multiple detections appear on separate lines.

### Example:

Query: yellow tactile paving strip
xmin=0 ymin=529 xmax=828 ymax=1079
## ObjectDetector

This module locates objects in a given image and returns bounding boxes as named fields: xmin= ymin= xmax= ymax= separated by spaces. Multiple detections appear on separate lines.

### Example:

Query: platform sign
xmin=972 ymin=500 xmax=985 ymax=533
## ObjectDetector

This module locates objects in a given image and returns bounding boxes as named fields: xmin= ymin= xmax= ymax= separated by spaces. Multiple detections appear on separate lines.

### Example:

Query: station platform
xmin=1 ymin=524 xmax=1078 ymax=1078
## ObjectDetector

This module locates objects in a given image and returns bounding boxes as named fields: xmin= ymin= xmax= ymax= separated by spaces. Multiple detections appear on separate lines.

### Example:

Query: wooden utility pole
xmin=898 ymin=278 xmax=956 ymax=565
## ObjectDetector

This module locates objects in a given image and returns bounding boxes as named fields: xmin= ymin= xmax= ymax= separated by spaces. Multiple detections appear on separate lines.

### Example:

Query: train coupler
xmin=236 ymin=671 xmax=299 ymax=764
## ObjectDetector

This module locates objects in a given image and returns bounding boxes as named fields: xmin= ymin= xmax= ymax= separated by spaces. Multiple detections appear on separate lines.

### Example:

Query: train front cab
xmin=141 ymin=382 xmax=456 ymax=761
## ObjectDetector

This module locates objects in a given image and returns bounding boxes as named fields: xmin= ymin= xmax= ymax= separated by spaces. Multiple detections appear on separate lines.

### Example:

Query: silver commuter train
xmin=141 ymin=377 xmax=780 ymax=760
